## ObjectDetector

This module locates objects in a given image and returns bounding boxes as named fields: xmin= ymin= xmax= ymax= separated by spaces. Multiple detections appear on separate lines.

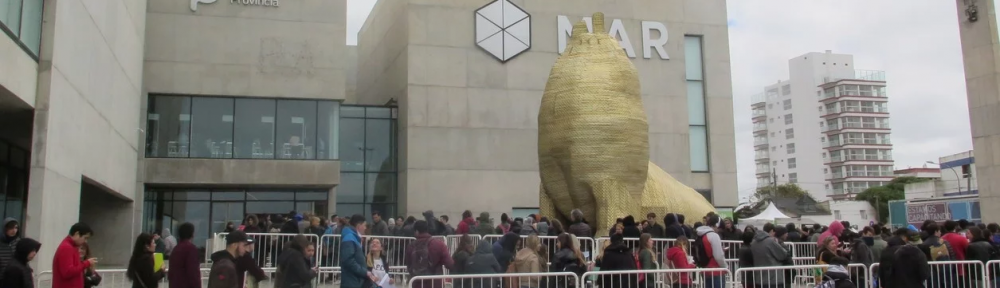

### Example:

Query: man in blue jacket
xmin=339 ymin=214 xmax=374 ymax=288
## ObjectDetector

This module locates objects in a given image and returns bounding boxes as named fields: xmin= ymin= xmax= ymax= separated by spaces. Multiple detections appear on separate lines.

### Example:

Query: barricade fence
xmin=34 ymin=260 xmax=989 ymax=288
xmin=409 ymin=272 xmax=579 ymax=288
xmin=736 ymin=263 xmax=868 ymax=288
xmin=583 ymin=268 xmax=729 ymax=288
xmin=216 ymin=232 xmax=318 ymax=268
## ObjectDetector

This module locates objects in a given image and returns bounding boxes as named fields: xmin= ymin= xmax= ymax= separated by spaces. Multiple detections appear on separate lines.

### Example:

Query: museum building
xmin=0 ymin=0 xmax=735 ymax=266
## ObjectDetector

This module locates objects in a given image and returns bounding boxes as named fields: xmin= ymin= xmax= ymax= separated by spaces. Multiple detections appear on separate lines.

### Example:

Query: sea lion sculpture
xmin=538 ymin=12 xmax=716 ymax=237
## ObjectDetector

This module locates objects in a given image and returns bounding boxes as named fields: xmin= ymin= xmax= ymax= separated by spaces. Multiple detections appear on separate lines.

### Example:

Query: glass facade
xmin=0 ymin=140 xmax=28 ymax=223
xmin=142 ymin=188 xmax=329 ymax=260
xmin=685 ymin=35 xmax=709 ymax=172
xmin=0 ymin=0 xmax=43 ymax=57
xmin=337 ymin=106 xmax=398 ymax=219
xmin=146 ymin=95 xmax=341 ymax=160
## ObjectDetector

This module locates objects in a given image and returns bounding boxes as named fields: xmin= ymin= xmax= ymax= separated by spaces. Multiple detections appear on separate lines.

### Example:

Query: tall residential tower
xmin=752 ymin=51 xmax=894 ymax=205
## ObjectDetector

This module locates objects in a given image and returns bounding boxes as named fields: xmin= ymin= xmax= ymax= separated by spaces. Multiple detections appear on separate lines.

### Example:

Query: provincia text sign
xmin=191 ymin=0 xmax=279 ymax=12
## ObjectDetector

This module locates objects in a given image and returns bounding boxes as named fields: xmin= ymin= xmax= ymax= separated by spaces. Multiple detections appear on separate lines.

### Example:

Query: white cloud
xmin=345 ymin=1 xmax=975 ymax=202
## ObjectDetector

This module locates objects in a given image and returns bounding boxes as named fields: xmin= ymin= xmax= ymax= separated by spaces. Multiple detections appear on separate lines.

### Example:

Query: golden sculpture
xmin=538 ymin=12 xmax=716 ymax=237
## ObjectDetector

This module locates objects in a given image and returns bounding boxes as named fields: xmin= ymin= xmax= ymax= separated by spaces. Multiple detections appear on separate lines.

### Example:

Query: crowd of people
xmin=2 ymin=209 xmax=1000 ymax=288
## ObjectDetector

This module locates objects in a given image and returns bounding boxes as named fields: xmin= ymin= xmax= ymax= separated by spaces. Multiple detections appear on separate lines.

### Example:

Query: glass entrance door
xmin=211 ymin=202 xmax=244 ymax=235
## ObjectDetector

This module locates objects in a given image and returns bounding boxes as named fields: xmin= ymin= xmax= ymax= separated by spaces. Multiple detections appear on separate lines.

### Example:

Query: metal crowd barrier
xmin=870 ymin=261 xmax=986 ymax=288
xmin=36 ymin=268 xmax=212 ymax=288
xmin=216 ymin=232 xmax=318 ymax=268
xmin=409 ymin=272 xmax=578 ymax=288
xmin=583 ymin=268 xmax=729 ymax=288
xmin=736 ymin=263 xmax=868 ymax=288
xmin=317 ymin=234 xmax=416 ymax=268
xmin=486 ymin=234 xmax=597 ymax=263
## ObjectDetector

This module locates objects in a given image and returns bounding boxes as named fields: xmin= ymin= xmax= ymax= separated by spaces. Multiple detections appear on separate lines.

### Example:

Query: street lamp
xmin=927 ymin=161 xmax=961 ymax=194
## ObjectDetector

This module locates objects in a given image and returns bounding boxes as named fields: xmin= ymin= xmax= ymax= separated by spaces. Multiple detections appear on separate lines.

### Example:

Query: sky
xmin=345 ymin=0 xmax=974 ymax=203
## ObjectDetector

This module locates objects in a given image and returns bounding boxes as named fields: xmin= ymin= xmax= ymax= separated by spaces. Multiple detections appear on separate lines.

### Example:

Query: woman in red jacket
xmin=665 ymin=236 xmax=696 ymax=288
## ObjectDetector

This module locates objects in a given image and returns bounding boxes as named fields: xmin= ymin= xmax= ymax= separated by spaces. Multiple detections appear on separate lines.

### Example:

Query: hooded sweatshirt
xmin=493 ymin=233 xmax=520 ymax=269
xmin=466 ymin=241 xmax=502 ymax=274
xmin=456 ymin=216 xmax=476 ymax=235
xmin=818 ymin=221 xmax=845 ymax=247
xmin=750 ymin=230 xmax=789 ymax=285
xmin=0 ymin=218 xmax=20 ymax=273
xmin=696 ymin=225 xmax=728 ymax=270
xmin=161 ymin=228 xmax=177 ymax=256
xmin=663 ymin=214 xmax=685 ymax=239
xmin=0 ymin=238 xmax=39 ymax=288
xmin=666 ymin=246 xmax=695 ymax=284
xmin=822 ymin=265 xmax=856 ymax=288
xmin=208 ymin=250 xmax=239 ymax=288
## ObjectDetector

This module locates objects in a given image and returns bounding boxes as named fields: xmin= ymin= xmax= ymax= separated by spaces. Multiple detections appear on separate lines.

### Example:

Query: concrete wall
xmin=0 ymin=34 xmax=37 ymax=109
xmin=145 ymin=158 xmax=340 ymax=186
xmin=143 ymin=0 xmax=347 ymax=100
xmin=27 ymin=0 xmax=147 ymax=269
xmin=357 ymin=0 xmax=737 ymax=218
xmin=955 ymin=0 xmax=1000 ymax=222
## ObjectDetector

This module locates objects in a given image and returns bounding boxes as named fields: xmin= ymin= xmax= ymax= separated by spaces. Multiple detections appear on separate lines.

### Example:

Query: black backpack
xmin=693 ymin=232 xmax=715 ymax=267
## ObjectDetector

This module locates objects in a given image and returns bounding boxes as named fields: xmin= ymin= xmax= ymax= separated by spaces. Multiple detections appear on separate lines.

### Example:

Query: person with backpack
xmin=455 ymin=210 xmax=476 ymax=235
xmin=406 ymin=220 xmax=453 ymax=288
xmin=941 ymin=220 xmax=970 ymax=277
xmin=750 ymin=222 xmax=789 ymax=288
xmin=879 ymin=229 xmax=930 ymax=288
xmin=694 ymin=214 xmax=727 ymax=288
xmin=919 ymin=222 xmax=958 ymax=288
xmin=495 ymin=214 xmax=513 ymax=235
xmin=965 ymin=227 xmax=995 ymax=285
xmin=636 ymin=233 xmax=657 ymax=288
xmin=465 ymin=241 xmax=503 ymax=287
xmin=817 ymin=256 xmax=855 ymax=288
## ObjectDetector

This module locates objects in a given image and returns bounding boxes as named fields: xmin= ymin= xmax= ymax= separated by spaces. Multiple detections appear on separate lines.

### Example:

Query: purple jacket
xmin=168 ymin=240 xmax=202 ymax=288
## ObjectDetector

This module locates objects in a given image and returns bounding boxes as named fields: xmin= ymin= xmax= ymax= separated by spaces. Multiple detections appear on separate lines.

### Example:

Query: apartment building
xmin=752 ymin=51 xmax=894 ymax=203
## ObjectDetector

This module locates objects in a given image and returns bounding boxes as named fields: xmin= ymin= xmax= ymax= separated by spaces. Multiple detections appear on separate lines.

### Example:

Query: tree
xmin=856 ymin=176 xmax=926 ymax=223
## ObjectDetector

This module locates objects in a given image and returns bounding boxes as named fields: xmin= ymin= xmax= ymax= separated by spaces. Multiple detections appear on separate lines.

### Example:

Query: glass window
xmin=210 ymin=202 xmax=244 ymax=235
xmin=18 ymin=0 xmax=40 ymax=55
xmin=366 ymin=119 xmax=394 ymax=172
xmin=684 ymin=36 xmax=703 ymax=80
xmin=784 ymin=114 xmax=793 ymax=124
xmin=367 ymin=173 xmax=396 ymax=203
xmin=366 ymin=107 xmax=393 ymax=118
xmin=335 ymin=203 xmax=366 ymax=219
xmin=246 ymin=201 xmax=294 ymax=215
xmin=174 ymin=191 xmax=211 ymax=201
xmin=687 ymin=81 xmax=706 ymax=125
xmin=787 ymin=143 xmax=795 ymax=154
xmin=234 ymin=98 xmax=276 ymax=159
xmin=296 ymin=191 xmax=327 ymax=201
xmin=190 ymin=97 xmax=234 ymax=158
xmin=339 ymin=173 xmax=365 ymax=203
xmin=783 ymin=99 xmax=792 ymax=110
xmin=695 ymin=189 xmax=712 ymax=203
xmin=781 ymin=84 xmax=791 ymax=95
xmin=1 ymin=0 xmax=23 ymax=37
xmin=789 ymin=173 xmax=797 ymax=183
xmin=165 ymin=201 xmax=210 ymax=248
xmin=246 ymin=190 xmax=291 ymax=201
xmin=146 ymin=96 xmax=191 ymax=158
xmin=785 ymin=128 xmax=794 ymax=139
xmin=689 ymin=126 xmax=709 ymax=172
xmin=316 ymin=102 xmax=340 ymax=160
xmin=788 ymin=158 xmax=796 ymax=169
xmin=276 ymin=100 xmax=317 ymax=159
xmin=340 ymin=118 xmax=365 ymax=171
xmin=341 ymin=106 xmax=365 ymax=118
xmin=212 ymin=191 xmax=245 ymax=201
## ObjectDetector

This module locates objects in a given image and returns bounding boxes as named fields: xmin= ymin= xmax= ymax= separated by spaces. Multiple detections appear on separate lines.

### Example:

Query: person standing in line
xmin=697 ymin=215 xmax=728 ymax=288
xmin=366 ymin=238 xmax=394 ymax=288
xmin=80 ymin=243 xmax=102 ymax=288
xmin=439 ymin=215 xmax=455 ymax=236
xmin=208 ymin=231 xmax=251 ymax=288
xmin=568 ymin=209 xmax=592 ymax=238
xmin=455 ymin=210 xmax=475 ymax=235
xmin=126 ymin=233 xmax=165 ymax=288
xmin=643 ymin=213 xmax=665 ymax=239
xmin=169 ymin=223 xmax=200 ymax=288
xmin=941 ymin=220 xmax=970 ymax=277
xmin=370 ymin=211 xmax=390 ymax=236
xmin=340 ymin=214 xmax=372 ymax=288
xmin=161 ymin=228 xmax=177 ymax=260
xmin=53 ymin=223 xmax=97 ymax=288
xmin=878 ymin=229 xmax=930 ymax=288
xmin=0 ymin=218 xmax=21 ymax=274
xmin=277 ymin=235 xmax=317 ymax=288
xmin=235 ymin=239 xmax=268 ymax=287
xmin=406 ymin=220 xmax=454 ymax=288
xmin=0 ymin=237 xmax=40 ymax=288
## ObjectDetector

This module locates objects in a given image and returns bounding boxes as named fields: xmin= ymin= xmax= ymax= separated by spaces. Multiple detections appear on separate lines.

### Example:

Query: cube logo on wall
xmin=475 ymin=0 xmax=531 ymax=63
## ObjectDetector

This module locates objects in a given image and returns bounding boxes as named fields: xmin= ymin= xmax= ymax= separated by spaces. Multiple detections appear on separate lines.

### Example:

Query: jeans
xmin=705 ymin=276 xmax=726 ymax=288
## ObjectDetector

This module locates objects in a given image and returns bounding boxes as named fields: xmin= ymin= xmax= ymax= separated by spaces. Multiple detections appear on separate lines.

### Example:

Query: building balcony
xmin=824 ymin=138 xmax=892 ymax=148
xmin=751 ymin=93 xmax=766 ymax=106
xmin=753 ymin=123 xmax=767 ymax=132
xmin=827 ymin=154 xmax=893 ymax=163
xmin=756 ymin=165 xmax=771 ymax=175
xmin=827 ymin=171 xmax=895 ymax=180
xmin=822 ymin=122 xmax=891 ymax=132
xmin=827 ymin=188 xmax=865 ymax=199
xmin=755 ymin=152 xmax=770 ymax=161
xmin=822 ymin=106 xmax=890 ymax=116
xmin=754 ymin=138 xmax=768 ymax=147
xmin=752 ymin=109 xmax=767 ymax=119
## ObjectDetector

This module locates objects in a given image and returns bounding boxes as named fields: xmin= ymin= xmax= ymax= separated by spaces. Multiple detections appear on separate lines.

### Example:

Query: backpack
xmin=693 ymin=232 xmax=715 ymax=267
xmin=633 ymin=252 xmax=645 ymax=282
xmin=498 ymin=224 xmax=510 ymax=235
xmin=815 ymin=274 xmax=850 ymax=288
xmin=928 ymin=241 xmax=952 ymax=261
xmin=409 ymin=238 xmax=435 ymax=276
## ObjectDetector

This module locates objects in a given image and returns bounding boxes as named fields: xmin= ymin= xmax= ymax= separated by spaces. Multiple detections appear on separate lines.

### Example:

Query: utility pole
xmin=772 ymin=168 xmax=778 ymax=200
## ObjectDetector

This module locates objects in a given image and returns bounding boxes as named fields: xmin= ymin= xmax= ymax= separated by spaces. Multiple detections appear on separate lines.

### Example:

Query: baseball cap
xmin=226 ymin=231 xmax=252 ymax=245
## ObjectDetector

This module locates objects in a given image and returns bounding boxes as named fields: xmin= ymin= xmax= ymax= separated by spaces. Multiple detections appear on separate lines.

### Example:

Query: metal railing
xmin=583 ymin=268 xmax=728 ymax=288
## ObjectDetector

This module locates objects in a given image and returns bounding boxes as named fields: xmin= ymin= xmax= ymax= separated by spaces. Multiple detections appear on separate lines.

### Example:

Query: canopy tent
xmin=744 ymin=202 xmax=792 ymax=221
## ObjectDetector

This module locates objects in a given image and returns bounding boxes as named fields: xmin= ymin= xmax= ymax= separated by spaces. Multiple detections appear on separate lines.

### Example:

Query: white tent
xmin=744 ymin=202 xmax=792 ymax=221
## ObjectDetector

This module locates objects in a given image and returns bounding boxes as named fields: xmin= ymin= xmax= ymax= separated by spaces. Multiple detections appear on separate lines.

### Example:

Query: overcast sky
xmin=345 ymin=0 xmax=974 ymax=202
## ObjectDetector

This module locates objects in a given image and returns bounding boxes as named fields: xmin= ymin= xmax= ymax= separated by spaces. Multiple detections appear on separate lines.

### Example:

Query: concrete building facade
xmin=954 ymin=0 xmax=1000 ymax=223
xmin=0 ymin=0 xmax=737 ymax=266
xmin=355 ymin=0 xmax=738 ymax=219
xmin=751 ymin=51 xmax=894 ymax=202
